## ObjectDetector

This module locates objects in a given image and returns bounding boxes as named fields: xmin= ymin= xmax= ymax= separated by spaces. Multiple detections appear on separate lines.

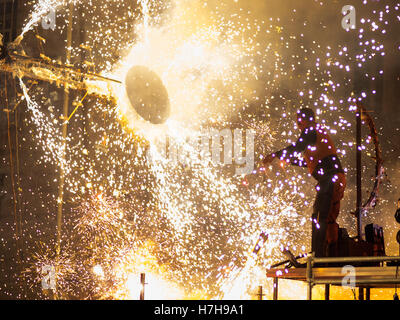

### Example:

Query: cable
xmin=65 ymin=91 xmax=88 ymax=123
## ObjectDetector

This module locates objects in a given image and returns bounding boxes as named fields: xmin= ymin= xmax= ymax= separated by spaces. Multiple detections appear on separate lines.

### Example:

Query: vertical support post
xmin=356 ymin=106 xmax=364 ymax=302
xmin=140 ymin=273 xmax=146 ymax=300
xmin=56 ymin=2 xmax=73 ymax=256
xmin=366 ymin=287 xmax=370 ymax=300
xmin=325 ymin=284 xmax=330 ymax=300
xmin=11 ymin=0 xmax=19 ymax=41
xmin=306 ymin=254 xmax=313 ymax=300
xmin=257 ymin=286 xmax=263 ymax=300
xmin=359 ymin=287 xmax=364 ymax=300
xmin=356 ymin=106 xmax=362 ymax=241
xmin=273 ymin=278 xmax=278 ymax=300
xmin=4 ymin=87 xmax=21 ymax=260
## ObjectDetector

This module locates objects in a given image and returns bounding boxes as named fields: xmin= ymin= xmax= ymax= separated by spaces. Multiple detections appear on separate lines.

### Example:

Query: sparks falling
xmin=1 ymin=0 xmax=399 ymax=300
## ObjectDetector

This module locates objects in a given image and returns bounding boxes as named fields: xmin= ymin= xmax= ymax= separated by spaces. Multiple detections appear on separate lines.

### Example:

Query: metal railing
xmin=305 ymin=255 xmax=400 ymax=300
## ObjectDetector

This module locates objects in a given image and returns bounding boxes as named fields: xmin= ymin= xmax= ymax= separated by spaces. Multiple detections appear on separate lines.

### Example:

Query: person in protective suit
xmin=262 ymin=108 xmax=346 ymax=257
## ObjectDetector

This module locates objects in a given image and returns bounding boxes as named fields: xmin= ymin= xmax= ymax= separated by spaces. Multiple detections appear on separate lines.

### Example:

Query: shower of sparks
xmin=20 ymin=0 xmax=61 ymax=38
xmin=2 ymin=0 xmax=399 ymax=300
xmin=19 ymin=78 xmax=67 ymax=172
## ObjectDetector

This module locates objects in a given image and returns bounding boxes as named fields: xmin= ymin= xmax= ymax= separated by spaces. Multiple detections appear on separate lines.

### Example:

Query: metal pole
xmin=257 ymin=285 xmax=264 ymax=300
xmin=273 ymin=279 xmax=278 ymax=300
xmin=313 ymin=279 xmax=400 ymax=286
xmin=325 ymin=284 xmax=330 ymax=300
xmin=356 ymin=106 xmax=362 ymax=241
xmin=140 ymin=273 xmax=146 ymax=300
xmin=359 ymin=287 xmax=364 ymax=300
xmin=306 ymin=255 xmax=313 ymax=300
xmin=313 ymin=255 xmax=400 ymax=264
xmin=56 ymin=1 xmax=73 ymax=256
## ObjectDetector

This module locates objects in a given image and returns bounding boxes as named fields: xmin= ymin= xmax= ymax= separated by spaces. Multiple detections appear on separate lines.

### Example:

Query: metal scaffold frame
xmin=266 ymin=255 xmax=400 ymax=300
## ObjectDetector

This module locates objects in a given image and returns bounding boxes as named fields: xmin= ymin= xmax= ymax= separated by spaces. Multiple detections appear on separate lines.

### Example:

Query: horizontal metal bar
xmin=313 ymin=256 xmax=400 ymax=264
xmin=313 ymin=278 xmax=400 ymax=286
